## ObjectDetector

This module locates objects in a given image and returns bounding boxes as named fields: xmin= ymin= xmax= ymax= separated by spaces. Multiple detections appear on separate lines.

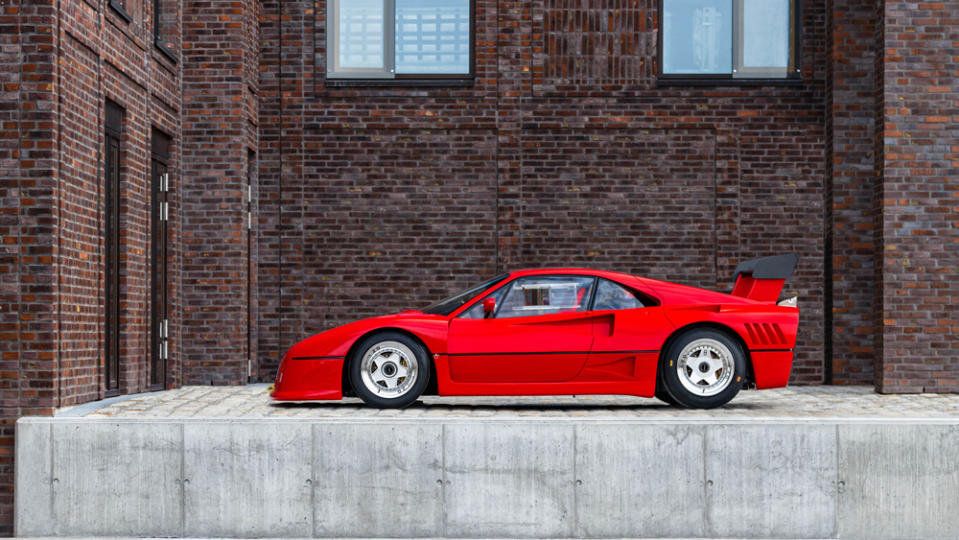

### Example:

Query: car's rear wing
xmin=730 ymin=254 xmax=798 ymax=303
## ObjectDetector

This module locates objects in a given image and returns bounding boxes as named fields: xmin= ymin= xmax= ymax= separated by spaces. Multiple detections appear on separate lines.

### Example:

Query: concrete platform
xmin=15 ymin=386 xmax=959 ymax=539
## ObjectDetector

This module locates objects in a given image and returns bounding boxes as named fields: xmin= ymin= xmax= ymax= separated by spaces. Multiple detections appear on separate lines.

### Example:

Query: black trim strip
xmin=444 ymin=350 xmax=657 ymax=357
xmin=749 ymin=348 xmax=793 ymax=353
xmin=291 ymin=356 xmax=345 ymax=361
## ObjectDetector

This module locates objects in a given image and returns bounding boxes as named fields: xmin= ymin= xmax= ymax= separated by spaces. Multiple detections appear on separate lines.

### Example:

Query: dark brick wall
xmin=876 ymin=1 xmax=959 ymax=392
xmin=180 ymin=0 xmax=258 ymax=385
xmin=826 ymin=0 xmax=879 ymax=384
xmin=257 ymin=0 xmax=828 ymax=384
xmin=0 ymin=2 xmax=59 ymax=532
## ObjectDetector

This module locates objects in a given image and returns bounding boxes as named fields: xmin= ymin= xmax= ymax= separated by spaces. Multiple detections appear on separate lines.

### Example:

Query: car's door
xmin=447 ymin=275 xmax=597 ymax=383
xmin=579 ymin=278 xmax=675 ymax=385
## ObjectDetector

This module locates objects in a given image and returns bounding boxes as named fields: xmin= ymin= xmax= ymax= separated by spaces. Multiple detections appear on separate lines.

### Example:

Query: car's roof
xmin=507 ymin=267 xmax=640 ymax=281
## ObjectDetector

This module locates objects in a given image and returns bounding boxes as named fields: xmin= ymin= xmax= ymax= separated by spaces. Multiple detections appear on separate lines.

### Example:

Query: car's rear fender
xmin=656 ymin=320 xmax=755 ymax=386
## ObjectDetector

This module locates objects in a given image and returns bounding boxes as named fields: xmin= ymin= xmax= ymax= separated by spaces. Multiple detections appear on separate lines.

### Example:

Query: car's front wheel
xmin=350 ymin=332 xmax=430 ymax=408
xmin=660 ymin=328 xmax=745 ymax=408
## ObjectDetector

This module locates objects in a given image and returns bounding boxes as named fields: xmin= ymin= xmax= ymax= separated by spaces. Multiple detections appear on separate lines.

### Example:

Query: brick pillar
xmin=181 ymin=0 xmax=258 ymax=384
xmin=875 ymin=1 xmax=959 ymax=392
xmin=0 ymin=0 xmax=59 ymax=533
xmin=825 ymin=0 xmax=879 ymax=384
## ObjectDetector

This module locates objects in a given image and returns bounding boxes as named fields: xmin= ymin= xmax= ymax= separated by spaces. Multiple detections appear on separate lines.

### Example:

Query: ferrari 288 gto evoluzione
xmin=270 ymin=254 xmax=799 ymax=409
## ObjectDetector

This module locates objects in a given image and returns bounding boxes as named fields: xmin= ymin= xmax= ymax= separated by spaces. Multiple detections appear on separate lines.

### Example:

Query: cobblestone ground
xmin=62 ymin=384 xmax=959 ymax=419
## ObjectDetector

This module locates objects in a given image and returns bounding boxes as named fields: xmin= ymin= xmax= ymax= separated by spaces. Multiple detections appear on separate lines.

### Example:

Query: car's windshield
xmin=421 ymin=274 xmax=509 ymax=316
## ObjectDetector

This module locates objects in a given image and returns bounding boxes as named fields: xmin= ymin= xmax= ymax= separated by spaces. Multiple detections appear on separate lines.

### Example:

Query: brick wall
xmin=876 ymin=1 xmax=959 ymax=392
xmin=0 ymin=2 xmax=59 ymax=532
xmin=0 ymin=0 xmax=182 ymax=532
xmin=826 ymin=0 xmax=879 ymax=384
xmin=180 ymin=0 xmax=258 ymax=384
xmin=257 ymin=0 xmax=828 ymax=384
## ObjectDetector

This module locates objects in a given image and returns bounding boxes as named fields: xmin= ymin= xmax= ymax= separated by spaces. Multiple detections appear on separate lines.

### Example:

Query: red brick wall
xmin=826 ymin=0 xmax=879 ymax=384
xmin=54 ymin=0 xmax=182 ymax=401
xmin=0 ymin=0 xmax=182 ymax=532
xmin=876 ymin=1 xmax=959 ymax=392
xmin=256 ymin=0 xmax=828 ymax=384
xmin=180 ymin=0 xmax=258 ymax=384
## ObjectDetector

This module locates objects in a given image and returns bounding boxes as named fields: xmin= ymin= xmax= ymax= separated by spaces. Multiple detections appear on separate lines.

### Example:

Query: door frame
xmin=150 ymin=129 xmax=171 ymax=390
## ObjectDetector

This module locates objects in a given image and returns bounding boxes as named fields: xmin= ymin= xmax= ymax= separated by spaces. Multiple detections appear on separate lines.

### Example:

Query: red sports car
xmin=270 ymin=254 xmax=799 ymax=408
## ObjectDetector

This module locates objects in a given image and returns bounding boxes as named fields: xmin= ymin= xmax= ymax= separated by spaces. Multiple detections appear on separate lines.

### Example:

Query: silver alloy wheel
xmin=675 ymin=337 xmax=735 ymax=397
xmin=359 ymin=340 xmax=418 ymax=398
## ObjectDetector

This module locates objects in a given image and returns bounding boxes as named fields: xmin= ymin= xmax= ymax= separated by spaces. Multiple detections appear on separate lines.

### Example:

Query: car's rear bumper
xmin=750 ymin=349 xmax=794 ymax=389
xmin=270 ymin=356 xmax=345 ymax=401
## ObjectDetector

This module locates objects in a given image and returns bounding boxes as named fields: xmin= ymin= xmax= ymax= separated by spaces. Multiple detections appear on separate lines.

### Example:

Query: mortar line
xmin=49 ymin=422 xmax=55 ymax=535
xmin=702 ymin=424 xmax=709 ymax=537
xmin=179 ymin=422 xmax=185 ymax=536
xmin=571 ymin=423 xmax=578 ymax=537
xmin=833 ymin=423 xmax=840 ymax=538
xmin=441 ymin=423 xmax=447 ymax=538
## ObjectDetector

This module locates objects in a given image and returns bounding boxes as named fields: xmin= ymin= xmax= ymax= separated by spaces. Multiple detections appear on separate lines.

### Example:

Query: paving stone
xmin=58 ymin=384 xmax=959 ymax=420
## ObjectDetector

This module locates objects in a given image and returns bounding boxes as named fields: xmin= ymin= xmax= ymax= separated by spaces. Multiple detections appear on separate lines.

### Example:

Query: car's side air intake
xmin=730 ymin=253 xmax=799 ymax=303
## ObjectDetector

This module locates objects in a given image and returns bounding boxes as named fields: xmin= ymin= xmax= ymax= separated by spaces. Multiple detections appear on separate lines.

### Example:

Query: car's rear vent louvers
xmin=746 ymin=323 xmax=785 ymax=346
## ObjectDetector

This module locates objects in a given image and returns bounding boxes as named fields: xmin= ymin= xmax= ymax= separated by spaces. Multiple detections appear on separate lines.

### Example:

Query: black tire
xmin=655 ymin=382 xmax=682 ymax=407
xmin=660 ymin=328 xmax=745 ymax=409
xmin=349 ymin=332 xmax=431 ymax=408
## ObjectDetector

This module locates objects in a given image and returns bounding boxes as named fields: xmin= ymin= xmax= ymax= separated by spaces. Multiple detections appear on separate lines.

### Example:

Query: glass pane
xmin=496 ymin=276 xmax=595 ymax=319
xmin=742 ymin=0 xmax=789 ymax=68
xmin=337 ymin=0 xmax=384 ymax=69
xmin=395 ymin=0 xmax=470 ymax=74
xmin=662 ymin=0 xmax=732 ymax=75
xmin=460 ymin=286 xmax=508 ymax=319
xmin=593 ymin=279 xmax=646 ymax=311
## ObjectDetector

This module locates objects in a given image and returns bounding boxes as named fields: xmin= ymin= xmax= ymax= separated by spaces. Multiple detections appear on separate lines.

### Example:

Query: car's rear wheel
xmin=660 ymin=328 xmax=745 ymax=408
xmin=655 ymin=383 xmax=682 ymax=407
xmin=350 ymin=332 xmax=430 ymax=408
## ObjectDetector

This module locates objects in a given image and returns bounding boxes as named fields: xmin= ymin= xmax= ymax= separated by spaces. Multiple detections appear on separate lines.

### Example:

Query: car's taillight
xmin=777 ymin=296 xmax=797 ymax=307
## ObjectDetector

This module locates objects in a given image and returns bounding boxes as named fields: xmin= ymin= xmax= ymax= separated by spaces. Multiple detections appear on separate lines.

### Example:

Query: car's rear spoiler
xmin=730 ymin=254 xmax=798 ymax=303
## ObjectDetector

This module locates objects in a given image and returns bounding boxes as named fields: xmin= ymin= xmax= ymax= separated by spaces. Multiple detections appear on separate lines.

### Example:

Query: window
xmin=493 ymin=276 xmax=595 ymax=319
xmin=593 ymin=279 xmax=650 ymax=311
xmin=327 ymin=0 xmax=472 ymax=79
xmin=104 ymin=101 xmax=124 ymax=394
xmin=422 ymin=274 xmax=509 ymax=315
xmin=154 ymin=0 xmax=178 ymax=62
xmin=109 ymin=0 xmax=133 ymax=23
xmin=460 ymin=284 xmax=508 ymax=319
xmin=660 ymin=0 xmax=797 ymax=80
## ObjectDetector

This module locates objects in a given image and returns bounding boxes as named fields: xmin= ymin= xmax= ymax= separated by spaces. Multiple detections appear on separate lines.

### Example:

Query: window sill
xmin=154 ymin=41 xmax=178 ymax=65
xmin=325 ymin=77 xmax=474 ymax=88
xmin=657 ymin=77 xmax=803 ymax=87
xmin=108 ymin=0 xmax=132 ymax=23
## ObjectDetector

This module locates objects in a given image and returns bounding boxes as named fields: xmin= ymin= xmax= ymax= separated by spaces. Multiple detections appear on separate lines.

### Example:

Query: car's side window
xmin=460 ymin=285 xmax=508 ymax=319
xmin=494 ymin=276 xmax=595 ymax=319
xmin=593 ymin=278 xmax=647 ymax=311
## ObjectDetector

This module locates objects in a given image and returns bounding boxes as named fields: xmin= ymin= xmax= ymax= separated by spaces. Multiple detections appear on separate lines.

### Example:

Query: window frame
xmin=591 ymin=278 xmax=659 ymax=311
xmin=483 ymin=275 xmax=599 ymax=320
xmin=153 ymin=0 xmax=179 ymax=64
xmin=109 ymin=0 xmax=133 ymax=23
xmin=657 ymin=0 xmax=801 ymax=85
xmin=326 ymin=0 xmax=476 ymax=82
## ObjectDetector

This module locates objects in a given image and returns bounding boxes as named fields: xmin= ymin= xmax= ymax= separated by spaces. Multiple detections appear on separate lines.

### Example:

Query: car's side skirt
xmin=434 ymin=352 xmax=659 ymax=398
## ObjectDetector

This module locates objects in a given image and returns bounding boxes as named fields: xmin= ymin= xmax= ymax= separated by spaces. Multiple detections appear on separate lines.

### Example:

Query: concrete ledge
xmin=16 ymin=417 xmax=959 ymax=539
